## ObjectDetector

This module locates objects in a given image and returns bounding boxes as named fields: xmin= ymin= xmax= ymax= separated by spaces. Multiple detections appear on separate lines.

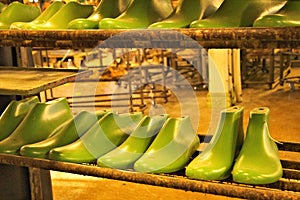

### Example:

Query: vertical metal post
xmin=126 ymin=50 xmax=134 ymax=112
xmin=268 ymin=48 xmax=275 ymax=89
xmin=29 ymin=167 xmax=53 ymax=200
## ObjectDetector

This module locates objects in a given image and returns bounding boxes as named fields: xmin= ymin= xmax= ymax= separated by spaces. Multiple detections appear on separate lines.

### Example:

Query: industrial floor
xmin=48 ymin=67 xmax=300 ymax=200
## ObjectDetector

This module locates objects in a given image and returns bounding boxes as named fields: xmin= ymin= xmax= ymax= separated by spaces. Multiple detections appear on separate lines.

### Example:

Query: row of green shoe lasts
xmin=0 ymin=96 xmax=282 ymax=185
xmin=0 ymin=0 xmax=299 ymax=30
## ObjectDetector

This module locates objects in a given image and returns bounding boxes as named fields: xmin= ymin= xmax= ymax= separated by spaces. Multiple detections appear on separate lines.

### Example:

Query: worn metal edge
xmin=0 ymin=67 xmax=92 ymax=96
xmin=1 ymin=27 xmax=300 ymax=49
xmin=0 ymin=153 xmax=298 ymax=200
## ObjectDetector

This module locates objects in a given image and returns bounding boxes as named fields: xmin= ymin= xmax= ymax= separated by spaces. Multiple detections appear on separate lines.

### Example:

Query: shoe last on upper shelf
xmin=254 ymin=0 xmax=300 ymax=27
xmin=10 ymin=1 xmax=65 ymax=30
xmin=0 ymin=1 xmax=41 ymax=29
xmin=68 ymin=0 xmax=132 ymax=29
xmin=20 ymin=2 xmax=94 ymax=30
xmin=148 ymin=0 xmax=223 ymax=29
xmin=99 ymin=0 xmax=173 ymax=29
xmin=189 ymin=0 xmax=286 ymax=28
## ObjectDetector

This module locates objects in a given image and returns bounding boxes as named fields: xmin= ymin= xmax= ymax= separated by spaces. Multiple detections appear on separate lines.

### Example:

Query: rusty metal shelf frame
xmin=0 ymin=152 xmax=299 ymax=200
xmin=1 ymin=27 xmax=300 ymax=199
xmin=0 ymin=27 xmax=300 ymax=49
xmin=0 ymin=136 xmax=299 ymax=199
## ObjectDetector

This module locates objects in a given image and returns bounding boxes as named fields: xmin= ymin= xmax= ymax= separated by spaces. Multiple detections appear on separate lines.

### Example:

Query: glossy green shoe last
xmin=189 ymin=0 xmax=286 ymax=28
xmin=232 ymin=107 xmax=282 ymax=185
xmin=97 ymin=114 xmax=169 ymax=170
xmin=24 ymin=2 xmax=93 ymax=30
xmin=148 ymin=0 xmax=223 ymax=29
xmin=49 ymin=112 xmax=143 ymax=164
xmin=0 ymin=98 xmax=73 ymax=155
xmin=20 ymin=110 xmax=108 ymax=159
xmin=10 ymin=1 xmax=65 ymax=30
xmin=0 ymin=96 xmax=39 ymax=141
xmin=186 ymin=106 xmax=244 ymax=181
xmin=68 ymin=0 xmax=132 ymax=29
xmin=0 ymin=1 xmax=41 ymax=29
xmin=254 ymin=0 xmax=300 ymax=27
xmin=99 ymin=0 xmax=173 ymax=29
xmin=134 ymin=116 xmax=200 ymax=174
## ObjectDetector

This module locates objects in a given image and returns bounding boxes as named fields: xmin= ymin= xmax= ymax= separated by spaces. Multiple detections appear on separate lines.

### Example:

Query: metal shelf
xmin=1 ymin=27 xmax=299 ymax=199
xmin=0 ymin=27 xmax=300 ymax=49
xmin=0 ymin=67 xmax=91 ymax=96
xmin=0 ymin=137 xmax=299 ymax=200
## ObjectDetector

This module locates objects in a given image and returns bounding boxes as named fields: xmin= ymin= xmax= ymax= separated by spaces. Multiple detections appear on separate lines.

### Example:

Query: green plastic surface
xmin=134 ymin=116 xmax=200 ymax=174
xmin=0 ymin=2 xmax=6 ymax=13
xmin=148 ymin=0 xmax=223 ymax=28
xmin=10 ymin=1 xmax=65 ymax=30
xmin=0 ymin=98 xmax=73 ymax=155
xmin=0 ymin=96 xmax=39 ymax=141
xmin=0 ymin=2 xmax=41 ymax=29
xmin=189 ymin=0 xmax=286 ymax=28
xmin=19 ymin=110 xmax=108 ymax=159
xmin=49 ymin=112 xmax=143 ymax=164
xmin=23 ymin=2 xmax=93 ymax=30
xmin=254 ymin=0 xmax=300 ymax=27
xmin=232 ymin=107 xmax=282 ymax=185
xmin=186 ymin=106 xmax=244 ymax=180
xmin=99 ymin=0 xmax=173 ymax=29
xmin=97 ymin=114 xmax=169 ymax=169
xmin=68 ymin=0 xmax=132 ymax=29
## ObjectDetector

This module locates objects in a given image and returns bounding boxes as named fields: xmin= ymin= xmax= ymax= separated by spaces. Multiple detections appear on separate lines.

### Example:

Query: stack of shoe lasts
xmin=148 ymin=0 xmax=223 ymax=29
xmin=68 ymin=0 xmax=132 ymax=29
xmin=10 ymin=1 xmax=65 ymax=30
xmin=186 ymin=106 xmax=282 ymax=185
xmin=98 ymin=0 xmax=173 ymax=29
xmin=0 ymin=1 xmax=41 ymax=29
xmin=0 ymin=96 xmax=39 ymax=141
xmin=189 ymin=0 xmax=287 ymax=28
xmin=254 ymin=0 xmax=300 ymax=27
xmin=0 ymin=98 xmax=282 ymax=185
xmin=5 ymin=0 xmax=294 ymax=30
xmin=20 ymin=110 xmax=108 ymax=159
xmin=49 ymin=111 xmax=143 ymax=164
xmin=10 ymin=1 xmax=93 ymax=30
xmin=0 ymin=98 xmax=73 ymax=155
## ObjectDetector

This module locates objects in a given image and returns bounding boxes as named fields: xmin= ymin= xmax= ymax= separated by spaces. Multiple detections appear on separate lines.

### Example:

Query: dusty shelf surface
xmin=0 ymin=67 xmax=91 ymax=96
xmin=1 ymin=27 xmax=300 ymax=49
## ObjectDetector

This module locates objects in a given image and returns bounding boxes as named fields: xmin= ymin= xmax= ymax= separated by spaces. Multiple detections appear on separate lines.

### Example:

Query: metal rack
xmin=0 ymin=27 xmax=300 ymax=49
xmin=0 ymin=135 xmax=299 ymax=200
xmin=1 ymin=28 xmax=298 ymax=88
xmin=0 ymin=28 xmax=299 ymax=199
